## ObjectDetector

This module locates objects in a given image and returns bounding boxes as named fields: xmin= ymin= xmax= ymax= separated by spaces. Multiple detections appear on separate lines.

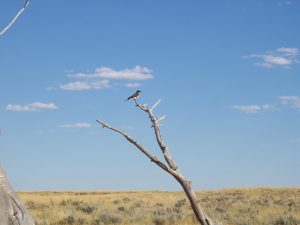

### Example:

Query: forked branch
xmin=96 ymin=97 xmax=214 ymax=225
xmin=134 ymin=98 xmax=179 ymax=171
xmin=0 ymin=1 xmax=30 ymax=37
xmin=96 ymin=120 xmax=173 ymax=175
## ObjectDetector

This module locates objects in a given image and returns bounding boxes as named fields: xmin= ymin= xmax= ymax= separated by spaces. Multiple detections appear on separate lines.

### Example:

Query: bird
xmin=125 ymin=90 xmax=141 ymax=101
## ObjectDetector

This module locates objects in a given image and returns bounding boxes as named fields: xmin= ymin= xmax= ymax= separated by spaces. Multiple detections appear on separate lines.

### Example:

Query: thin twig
xmin=96 ymin=98 xmax=215 ymax=225
xmin=133 ymin=99 xmax=179 ymax=170
xmin=157 ymin=115 xmax=166 ymax=123
xmin=96 ymin=119 xmax=175 ymax=175
xmin=0 ymin=1 xmax=30 ymax=37
xmin=150 ymin=99 xmax=161 ymax=112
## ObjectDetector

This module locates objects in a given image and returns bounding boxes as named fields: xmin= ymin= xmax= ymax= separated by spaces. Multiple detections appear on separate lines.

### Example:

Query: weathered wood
xmin=97 ymin=98 xmax=214 ymax=225
xmin=0 ymin=1 xmax=30 ymax=37
xmin=1 ymin=1 xmax=34 ymax=224
xmin=0 ymin=168 xmax=35 ymax=225
xmin=133 ymin=99 xmax=179 ymax=171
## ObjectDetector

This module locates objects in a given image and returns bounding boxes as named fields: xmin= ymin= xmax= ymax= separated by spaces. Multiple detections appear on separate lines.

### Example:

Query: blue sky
xmin=0 ymin=0 xmax=299 ymax=191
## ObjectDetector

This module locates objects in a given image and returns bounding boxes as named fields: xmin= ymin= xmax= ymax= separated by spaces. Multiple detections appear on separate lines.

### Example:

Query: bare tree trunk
xmin=96 ymin=98 xmax=214 ymax=225
xmin=0 ymin=1 xmax=33 ymax=223
xmin=0 ymin=167 xmax=35 ymax=225
xmin=0 ymin=0 xmax=34 ymax=225
xmin=172 ymin=174 xmax=213 ymax=225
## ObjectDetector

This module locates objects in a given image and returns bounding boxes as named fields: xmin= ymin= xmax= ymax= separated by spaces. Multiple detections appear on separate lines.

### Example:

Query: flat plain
xmin=19 ymin=188 xmax=300 ymax=225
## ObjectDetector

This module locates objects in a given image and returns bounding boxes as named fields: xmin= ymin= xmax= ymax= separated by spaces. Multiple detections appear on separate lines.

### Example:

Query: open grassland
xmin=18 ymin=188 xmax=300 ymax=225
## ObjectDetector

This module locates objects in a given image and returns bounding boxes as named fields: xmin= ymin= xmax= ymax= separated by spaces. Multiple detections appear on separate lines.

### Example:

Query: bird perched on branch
xmin=126 ymin=90 xmax=141 ymax=101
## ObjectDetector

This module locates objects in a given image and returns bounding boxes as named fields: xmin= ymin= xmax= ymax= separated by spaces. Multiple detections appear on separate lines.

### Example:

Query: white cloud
xmin=277 ymin=1 xmax=292 ymax=6
xmin=60 ymin=80 xmax=111 ymax=91
xmin=60 ymin=65 xmax=153 ymax=91
xmin=68 ymin=65 xmax=154 ymax=80
xmin=60 ymin=81 xmax=90 ymax=91
xmin=59 ymin=123 xmax=91 ymax=129
xmin=263 ymin=54 xmax=292 ymax=66
xmin=231 ymin=104 xmax=272 ymax=113
xmin=254 ymin=62 xmax=273 ymax=68
xmin=5 ymin=102 xmax=58 ymax=112
xmin=125 ymin=82 xmax=142 ymax=88
xmin=47 ymin=86 xmax=56 ymax=90
xmin=244 ymin=47 xmax=299 ymax=68
xmin=121 ymin=125 xmax=134 ymax=130
xmin=278 ymin=96 xmax=300 ymax=109
xmin=277 ymin=47 xmax=299 ymax=55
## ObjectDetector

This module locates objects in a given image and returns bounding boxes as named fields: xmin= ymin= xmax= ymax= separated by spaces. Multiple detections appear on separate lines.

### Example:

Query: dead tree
xmin=0 ymin=2 xmax=34 ymax=224
xmin=96 ymin=98 xmax=214 ymax=225
xmin=0 ymin=168 xmax=35 ymax=225
xmin=0 ymin=0 xmax=30 ymax=37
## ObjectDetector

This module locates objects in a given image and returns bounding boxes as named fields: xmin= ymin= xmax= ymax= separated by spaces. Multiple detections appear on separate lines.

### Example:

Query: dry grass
xmin=18 ymin=188 xmax=300 ymax=225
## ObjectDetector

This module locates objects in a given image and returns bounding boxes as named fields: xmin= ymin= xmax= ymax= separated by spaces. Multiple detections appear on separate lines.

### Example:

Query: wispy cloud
xmin=59 ymin=123 xmax=91 ymax=128
xmin=5 ymin=102 xmax=58 ymax=112
xmin=277 ymin=1 xmax=292 ymax=6
xmin=47 ymin=86 xmax=56 ymax=91
xmin=60 ymin=66 xmax=153 ymax=91
xmin=125 ymin=82 xmax=142 ymax=88
xmin=232 ymin=96 xmax=300 ymax=114
xmin=243 ymin=47 xmax=299 ymax=68
xmin=231 ymin=104 xmax=272 ymax=113
xmin=121 ymin=125 xmax=134 ymax=130
xmin=68 ymin=66 xmax=154 ymax=81
xmin=277 ymin=47 xmax=298 ymax=55
xmin=278 ymin=96 xmax=300 ymax=109
xmin=60 ymin=80 xmax=111 ymax=91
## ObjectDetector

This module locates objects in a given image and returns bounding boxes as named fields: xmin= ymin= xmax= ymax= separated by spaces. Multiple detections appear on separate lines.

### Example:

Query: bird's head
xmin=137 ymin=90 xmax=141 ymax=93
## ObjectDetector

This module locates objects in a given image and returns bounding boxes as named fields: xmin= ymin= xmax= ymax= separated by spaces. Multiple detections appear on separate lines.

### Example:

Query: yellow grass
xmin=18 ymin=188 xmax=300 ymax=225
